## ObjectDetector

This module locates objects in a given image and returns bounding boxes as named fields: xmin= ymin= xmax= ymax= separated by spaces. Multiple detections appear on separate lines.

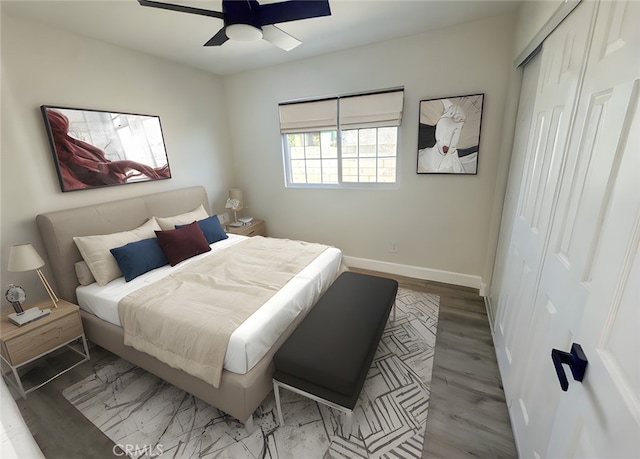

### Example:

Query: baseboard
xmin=484 ymin=295 xmax=495 ymax=334
xmin=343 ymin=256 xmax=483 ymax=292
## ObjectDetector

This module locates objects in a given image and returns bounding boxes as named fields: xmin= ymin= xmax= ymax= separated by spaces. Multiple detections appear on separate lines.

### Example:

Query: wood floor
xmin=14 ymin=271 xmax=517 ymax=458
xmin=352 ymin=268 xmax=517 ymax=458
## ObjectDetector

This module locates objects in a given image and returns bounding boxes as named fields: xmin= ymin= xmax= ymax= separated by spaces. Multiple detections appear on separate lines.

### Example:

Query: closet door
xmin=493 ymin=1 xmax=640 ymax=456
xmin=492 ymin=1 xmax=596 ymax=455
xmin=542 ymin=1 xmax=640 ymax=455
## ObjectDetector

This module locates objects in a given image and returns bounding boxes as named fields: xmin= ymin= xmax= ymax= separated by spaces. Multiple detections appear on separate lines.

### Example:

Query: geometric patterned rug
xmin=62 ymin=288 xmax=439 ymax=458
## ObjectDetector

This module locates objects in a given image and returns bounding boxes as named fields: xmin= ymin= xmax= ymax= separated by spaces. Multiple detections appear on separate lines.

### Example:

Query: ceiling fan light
xmin=226 ymin=24 xmax=263 ymax=42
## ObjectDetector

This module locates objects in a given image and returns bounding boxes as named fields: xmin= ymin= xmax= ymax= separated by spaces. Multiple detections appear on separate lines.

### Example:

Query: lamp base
xmin=8 ymin=307 xmax=51 ymax=327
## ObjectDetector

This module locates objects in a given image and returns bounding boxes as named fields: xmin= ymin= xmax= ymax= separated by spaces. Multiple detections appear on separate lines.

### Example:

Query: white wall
xmin=0 ymin=13 xmax=236 ymax=305
xmin=514 ymin=0 xmax=566 ymax=59
xmin=223 ymin=12 xmax=517 ymax=289
xmin=0 ymin=9 xmax=521 ymax=301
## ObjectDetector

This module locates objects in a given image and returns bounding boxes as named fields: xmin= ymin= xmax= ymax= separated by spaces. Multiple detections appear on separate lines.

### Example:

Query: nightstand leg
xmin=11 ymin=366 xmax=27 ymax=399
xmin=1 ymin=355 xmax=26 ymax=399
xmin=1 ymin=364 xmax=26 ymax=399
xmin=81 ymin=335 xmax=90 ymax=360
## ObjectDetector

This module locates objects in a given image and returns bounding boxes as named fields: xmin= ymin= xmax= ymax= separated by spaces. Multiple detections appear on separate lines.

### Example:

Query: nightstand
xmin=0 ymin=299 xmax=90 ymax=398
xmin=226 ymin=219 xmax=267 ymax=237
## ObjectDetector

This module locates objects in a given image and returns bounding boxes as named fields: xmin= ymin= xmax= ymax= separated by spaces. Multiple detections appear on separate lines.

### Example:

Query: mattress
xmin=76 ymin=234 xmax=343 ymax=375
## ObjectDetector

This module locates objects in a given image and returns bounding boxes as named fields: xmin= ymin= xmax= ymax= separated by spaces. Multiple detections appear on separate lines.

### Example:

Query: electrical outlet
xmin=219 ymin=212 xmax=230 ymax=225
xmin=390 ymin=241 xmax=398 ymax=253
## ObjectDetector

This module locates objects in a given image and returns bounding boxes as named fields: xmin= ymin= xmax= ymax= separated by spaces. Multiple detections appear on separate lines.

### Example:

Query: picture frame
xmin=416 ymin=93 xmax=484 ymax=175
xmin=41 ymin=105 xmax=171 ymax=192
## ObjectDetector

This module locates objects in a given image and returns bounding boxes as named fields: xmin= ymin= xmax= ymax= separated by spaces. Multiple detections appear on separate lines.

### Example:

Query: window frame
xmin=279 ymin=89 xmax=404 ymax=190
xmin=281 ymin=126 xmax=402 ymax=190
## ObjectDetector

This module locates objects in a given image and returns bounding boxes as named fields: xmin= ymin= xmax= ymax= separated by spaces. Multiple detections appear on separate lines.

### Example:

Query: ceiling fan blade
xmin=138 ymin=0 xmax=224 ymax=20
xmin=204 ymin=27 xmax=229 ymax=47
xmin=262 ymin=25 xmax=301 ymax=51
xmin=258 ymin=0 xmax=331 ymax=26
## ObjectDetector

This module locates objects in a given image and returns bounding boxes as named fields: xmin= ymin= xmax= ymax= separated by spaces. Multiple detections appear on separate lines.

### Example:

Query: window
xmin=279 ymin=89 xmax=403 ymax=187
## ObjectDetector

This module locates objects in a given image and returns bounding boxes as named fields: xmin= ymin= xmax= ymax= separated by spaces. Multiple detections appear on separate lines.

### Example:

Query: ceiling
xmin=3 ymin=0 xmax=520 ymax=76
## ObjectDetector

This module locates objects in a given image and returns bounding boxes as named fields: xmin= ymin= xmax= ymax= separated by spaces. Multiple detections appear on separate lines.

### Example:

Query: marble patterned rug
xmin=62 ymin=288 xmax=439 ymax=458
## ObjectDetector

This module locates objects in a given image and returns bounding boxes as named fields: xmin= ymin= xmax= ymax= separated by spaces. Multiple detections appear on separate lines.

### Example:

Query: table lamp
xmin=8 ymin=243 xmax=59 ymax=313
xmin=226 ymin=189 xmax=245 ymax=227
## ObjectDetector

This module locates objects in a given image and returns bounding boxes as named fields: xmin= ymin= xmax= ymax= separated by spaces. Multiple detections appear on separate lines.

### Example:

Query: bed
xmin=36 ymin=186 xmax=343 ymax=425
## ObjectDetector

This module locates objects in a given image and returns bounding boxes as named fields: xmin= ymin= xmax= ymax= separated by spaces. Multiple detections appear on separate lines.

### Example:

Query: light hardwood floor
xmin=14 ymin=271 xmax=517 ymax=458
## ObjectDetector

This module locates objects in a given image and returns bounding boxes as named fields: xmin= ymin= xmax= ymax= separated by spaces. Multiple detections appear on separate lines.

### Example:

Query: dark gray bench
xmin=272 ymin=271 xmax=398 ymax=424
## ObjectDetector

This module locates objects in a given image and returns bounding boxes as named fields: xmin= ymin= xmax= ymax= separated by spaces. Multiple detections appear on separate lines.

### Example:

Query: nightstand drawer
xmin=226 ymin=219 xmax=266 ymax=237
xmin=242 ymin=220 xmax=266 ymax=237
xmin=2 ymin=310 xmax=83 ymax=366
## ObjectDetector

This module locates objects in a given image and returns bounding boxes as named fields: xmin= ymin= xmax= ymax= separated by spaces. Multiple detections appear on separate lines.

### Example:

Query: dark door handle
xmin=551 ymin=343 xmax=588 ymax=391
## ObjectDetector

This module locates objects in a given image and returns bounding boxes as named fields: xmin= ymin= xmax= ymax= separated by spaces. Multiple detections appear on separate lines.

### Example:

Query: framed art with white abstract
xmin=416 ymin=94 xmax=484 ymax=175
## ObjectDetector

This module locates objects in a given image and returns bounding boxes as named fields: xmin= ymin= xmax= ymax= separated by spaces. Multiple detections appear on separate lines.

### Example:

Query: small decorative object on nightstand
xmin=4 ymin=284 xmax=50 ymax=326
xmin=0 ymin=299 xmax=90 ymax=398
xmin=226 ymin=219 xmax=266 ymax=237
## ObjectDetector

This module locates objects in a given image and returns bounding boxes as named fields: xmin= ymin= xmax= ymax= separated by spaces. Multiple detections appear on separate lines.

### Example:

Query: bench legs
xmin=273 ymin=379 xmax=354 ymax=427
xmin=273 ymin=380 xmax=285 ymax=426
xmin=392 ymin=299 xmax=396 ymax=323
xmin=244 ymin=415 xmax=255 ymax=434
xmin=272 ymin=289 xmax=397 ymax=430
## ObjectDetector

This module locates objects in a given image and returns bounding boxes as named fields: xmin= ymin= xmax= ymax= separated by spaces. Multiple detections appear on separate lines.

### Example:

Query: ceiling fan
xmin=138 ymin=0 xmax=331 ymax=51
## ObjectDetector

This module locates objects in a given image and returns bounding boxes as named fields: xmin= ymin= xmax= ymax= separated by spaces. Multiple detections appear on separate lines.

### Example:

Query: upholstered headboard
xmin=36 ymin=186 xmax=210 ymax=303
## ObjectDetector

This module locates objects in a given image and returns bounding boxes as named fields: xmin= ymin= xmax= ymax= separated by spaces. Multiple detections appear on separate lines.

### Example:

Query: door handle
xmin=551 ymin=343 xmax=588 ymax=391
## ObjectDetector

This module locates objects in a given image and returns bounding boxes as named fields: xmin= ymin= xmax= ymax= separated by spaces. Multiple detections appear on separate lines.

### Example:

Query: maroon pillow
xmin=155 ymin=221 xmax=211 ymax=266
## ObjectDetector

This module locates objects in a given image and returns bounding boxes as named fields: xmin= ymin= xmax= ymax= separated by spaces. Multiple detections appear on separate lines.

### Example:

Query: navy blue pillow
xmin=176 ymin=215 xmax=228 ymax=244
xmin=110 ymin=238 xmax=169 ymax=282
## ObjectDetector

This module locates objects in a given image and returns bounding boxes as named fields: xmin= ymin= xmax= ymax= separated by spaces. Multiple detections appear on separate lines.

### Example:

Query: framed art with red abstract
xmin=41 ymin=106 xmax=171 ymax=192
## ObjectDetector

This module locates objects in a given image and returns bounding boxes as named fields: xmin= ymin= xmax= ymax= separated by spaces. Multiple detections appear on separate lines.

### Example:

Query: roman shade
xmin=278 ymin=98 xmax=337 ymax=134
xmin=339 ymin=90 xmax=404 ymax=129
xmin=278 ymin=89 xmax=404 ymax=133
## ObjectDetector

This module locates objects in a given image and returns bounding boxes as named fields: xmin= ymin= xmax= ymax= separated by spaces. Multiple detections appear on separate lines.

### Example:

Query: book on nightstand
xmin=8 ymin=307 xmax=51 ymax=326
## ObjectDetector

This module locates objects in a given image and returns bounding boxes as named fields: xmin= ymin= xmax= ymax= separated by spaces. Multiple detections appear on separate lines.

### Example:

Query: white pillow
xmin=155 ymin=204 xmax=209 ymax=231
xmin=73 ymin=218 xmax=161 ymax=286
xmin=75 ymin=261 xmax=96 ymax=286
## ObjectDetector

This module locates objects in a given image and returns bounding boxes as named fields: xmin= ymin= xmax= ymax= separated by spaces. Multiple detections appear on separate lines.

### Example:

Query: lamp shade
xmin=228 ymin=189 xmax=244 ymax=211
xmin=8 ymin=243 xmax=45 ymax=272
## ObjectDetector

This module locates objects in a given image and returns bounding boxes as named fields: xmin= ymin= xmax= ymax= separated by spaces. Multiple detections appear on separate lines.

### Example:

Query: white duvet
xmin=76 ymin=234 xmax=343 ymax=375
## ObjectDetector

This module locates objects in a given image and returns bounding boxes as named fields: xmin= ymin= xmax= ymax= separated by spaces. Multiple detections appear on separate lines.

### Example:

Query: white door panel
xmin=494 ymin=49 xmax=542 ymax=393
xmin=492 ymin=0 xmax=640 ymax=456
xmin=544 ymin=1 xmax=640 ymax=455
xmin=547 ymin=75 xmax=640 ymax=459
xmin=496 ymin=3 xmax=597 ymax=454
